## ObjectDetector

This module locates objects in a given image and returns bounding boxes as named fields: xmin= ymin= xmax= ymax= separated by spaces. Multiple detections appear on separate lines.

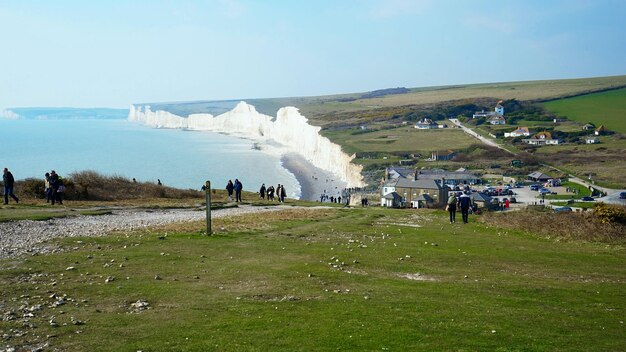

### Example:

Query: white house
xmin=504 ymin=126 xmax=531 ymax=138
xmin=415 ymin=118 xmax=439 ymax=129
xmin=523 ymin=132 xmax=560 ymax=145
xmin=473 ymin=103 xmax=505 ymax=119
xmin=488 ymin=115 xmax=506 ymax=125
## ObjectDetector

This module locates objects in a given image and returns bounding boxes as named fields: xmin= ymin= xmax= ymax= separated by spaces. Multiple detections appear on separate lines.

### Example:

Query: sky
xmin=1 ymin=0 xmax=625 ymax=108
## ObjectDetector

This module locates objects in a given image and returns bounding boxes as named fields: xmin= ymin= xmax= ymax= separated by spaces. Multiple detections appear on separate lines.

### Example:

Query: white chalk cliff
xmin=128 ymin=101 xmax=365 ymax=187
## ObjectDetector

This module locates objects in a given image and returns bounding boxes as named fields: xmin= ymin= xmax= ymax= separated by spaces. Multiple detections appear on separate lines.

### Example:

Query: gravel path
xmin=0 ymin=205 xmax=293 ymax=259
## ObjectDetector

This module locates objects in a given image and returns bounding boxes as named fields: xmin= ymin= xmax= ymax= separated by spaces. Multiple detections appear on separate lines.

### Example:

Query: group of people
xmin=223 ymin=180 xmax=288 ymax=203
xmin=446 ymin=191 xmax=473 ymax=224
xmin=44 ymin=170 xmax=65 ymax=205
xmin=259 ymin=183 xmax=287 ymax=203
xmin=2 ymin=168 xmax=65 ymax=205
xmin=225 ymin=179 xmax=243 ymax=202
xmin=320 ymin=194 xmax=342 ymax=204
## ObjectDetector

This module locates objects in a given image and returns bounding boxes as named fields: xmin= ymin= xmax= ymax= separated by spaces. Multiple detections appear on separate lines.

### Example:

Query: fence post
xmin=205 ymin=180 xmax=212 ymax=236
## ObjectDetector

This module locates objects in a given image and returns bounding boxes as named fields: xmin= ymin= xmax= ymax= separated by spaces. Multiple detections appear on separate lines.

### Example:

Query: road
xmin=449 ymin=118 xmax=626 ymax=205
xmin=448 ymin=118 xmax=512 ymax=152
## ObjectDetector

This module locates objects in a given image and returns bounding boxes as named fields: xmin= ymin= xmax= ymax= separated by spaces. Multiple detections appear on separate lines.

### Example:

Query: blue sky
xmin=1 ymin=0 xmax=625 ymax=108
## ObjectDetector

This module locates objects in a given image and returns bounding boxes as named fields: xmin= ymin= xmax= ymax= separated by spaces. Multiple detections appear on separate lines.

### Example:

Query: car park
xmin=581 ymin=196 xmax=595 ymax=201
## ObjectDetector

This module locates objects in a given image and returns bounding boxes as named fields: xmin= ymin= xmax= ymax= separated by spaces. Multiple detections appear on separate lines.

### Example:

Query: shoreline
xmin=281 ymin=153 xmax=347 ymax=201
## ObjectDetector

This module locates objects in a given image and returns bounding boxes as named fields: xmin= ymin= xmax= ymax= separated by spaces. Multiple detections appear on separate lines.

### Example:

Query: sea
xmin=0 ymin=107 xmax=301 ymax=197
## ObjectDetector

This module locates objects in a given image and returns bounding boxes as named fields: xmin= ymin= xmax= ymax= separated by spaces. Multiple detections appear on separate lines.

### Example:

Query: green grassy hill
xmin=540 ymin=87 xmax=626 ymax=133
xmin=144 ymin=75 xmax=626 ymax=121
xmin=1 ymin=205 xmax=624 ymax=351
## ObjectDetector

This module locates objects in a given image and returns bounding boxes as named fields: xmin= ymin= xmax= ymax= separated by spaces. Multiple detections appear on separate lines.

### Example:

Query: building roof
xmin=533 ymin=131 xmax=552 ymax=139
xmin=387 ymin=177 xmax=444 ymax=190
xmin=415 ymin=169 xmax=479 ymax=181
xmin=470 ymin=193 xmax=492 ymax=202
xmin=511 ymin=126 xmax=530 ymax=134
xmin=596 ymin=125 xmax=607 ymax=132
xmin=383 ymin=192 xmax=403 ymax=201
xmin=415 ymin=194 xmax=434 ymax=202
xmin=528 ymin=171 xmax=551 ymax=180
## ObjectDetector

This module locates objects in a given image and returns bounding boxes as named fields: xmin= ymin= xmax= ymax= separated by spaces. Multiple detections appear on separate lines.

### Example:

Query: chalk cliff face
xmin=128 ymin=102 xmax=365 ymax=187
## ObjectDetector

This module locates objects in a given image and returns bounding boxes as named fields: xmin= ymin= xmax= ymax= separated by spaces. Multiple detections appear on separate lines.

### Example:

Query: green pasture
xmin=541 ymin=88 xmax=626 ymax=133
xmin=1 ymin=206 xmax=624 ymax=351
xmin=322 ymin=127 xmax=477 ymax=155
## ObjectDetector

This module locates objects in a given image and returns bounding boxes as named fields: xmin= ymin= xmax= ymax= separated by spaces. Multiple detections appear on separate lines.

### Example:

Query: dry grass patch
xmin=480 ymin=206 xmax=626 ymax=243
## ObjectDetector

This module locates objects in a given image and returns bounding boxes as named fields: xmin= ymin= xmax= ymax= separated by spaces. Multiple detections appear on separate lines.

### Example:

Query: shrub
xmin=593 ymin=203 xmax=626 ymax=224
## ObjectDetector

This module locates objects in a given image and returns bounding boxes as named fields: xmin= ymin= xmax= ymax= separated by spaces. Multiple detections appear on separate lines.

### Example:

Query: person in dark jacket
xmin=49 ymin=170 xmax=63 ymax=205
xmin=280 ymin=184 xmax=287 ymax=203
xmin=234 ymin=179 xmax=243 ymax=202
xmin=259 ymin=184 xmax=266 ymax=199
xmin=446 ymin=193 xmax=457 ymax=224
xmin=3 ymin=168 xmax=19 ymax=205
xmin=458 ymin=191 xmax=472 ymax=224
xmin=226 ymin=180 xmax=234 ymax=201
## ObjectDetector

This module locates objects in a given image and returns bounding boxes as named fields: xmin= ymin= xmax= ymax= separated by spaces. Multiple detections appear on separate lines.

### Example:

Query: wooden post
xmin=205 ymin=180 xmax=212 ymax=236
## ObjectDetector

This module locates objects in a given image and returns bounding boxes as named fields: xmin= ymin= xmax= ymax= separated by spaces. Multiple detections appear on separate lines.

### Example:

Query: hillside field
xmin=541 ymin=88 xmax=626 ymax=133
xmin=1 ymin=205 xmax=624 ymax=351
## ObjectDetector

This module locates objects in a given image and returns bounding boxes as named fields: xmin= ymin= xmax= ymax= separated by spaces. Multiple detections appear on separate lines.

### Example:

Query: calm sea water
xmin=0 ymin=109 xmax=300 ymax=196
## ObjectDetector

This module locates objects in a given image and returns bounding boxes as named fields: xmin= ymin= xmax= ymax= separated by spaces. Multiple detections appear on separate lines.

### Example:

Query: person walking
xmin=259 ymin=184 xmax=266 ymax=199
xmin=226 ymin=180 xmax=234 ymax=201
xmin=280 ymin=184 xmax=286 ymax=203
xmin=3 ymin=168 xmax=19 ymax=205
xmin=234 ymin=179 xmax=243 ymax=202
xmin=44 ymin=172 xmax=52 ymax=203
xmin=458 ymin=191 xmax=472 ymax=224
xmin=49 ymin=170 xmax=63 ymax=205
xmin=267 ymin=185 xmax=275 ymax=201
xmin=446 ymin=193 xmax=457 ymax=224
xmin=276 ymin=184 xmax=282 ymax=202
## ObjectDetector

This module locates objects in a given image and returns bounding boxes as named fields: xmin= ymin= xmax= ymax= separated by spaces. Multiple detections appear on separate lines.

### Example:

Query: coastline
xmin=281 ymin=152 xmax=347 ymax=201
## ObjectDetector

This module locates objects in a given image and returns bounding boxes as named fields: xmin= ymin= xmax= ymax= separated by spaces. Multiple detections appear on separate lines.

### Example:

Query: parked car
xmin=554 ymin=206 xmax=573 ymax=213
xmin=510 ymin=197 xmax=517 ymax=203
xmin=530 ymin=184 xmax=541 ymax=191
xmin=538 ymin=188 xmax=552 ymax=194
xmin=514 ymin=183 xmax=523 ymax=188
xmin=581 ymin=196 xmax=595 ymax=201
xmin=621 ymin=192 xmax=626 ymax=199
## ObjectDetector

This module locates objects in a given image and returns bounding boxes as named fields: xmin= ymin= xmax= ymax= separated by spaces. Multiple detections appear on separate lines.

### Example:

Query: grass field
xmin=1 ymin=205 xmax=624 ymax=351
xmin=322 ymin=127 xmax=477 ymax=155
xmin=289 ymin=75 xmax=626 ymax=119
xmin=541 ymin=88 xmax=626 ymax=133
xmin=150 ymin=76 xmax=626 ymax=121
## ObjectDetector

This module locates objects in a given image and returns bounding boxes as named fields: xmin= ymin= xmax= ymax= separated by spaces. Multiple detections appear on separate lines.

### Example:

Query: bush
xmin=12 ymin=170 xmax=202 ymax=201
xmin=480 ymin=206 xmax=626 ymax=242
xmin=593 ymin=203 xmax=626 ymax=224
